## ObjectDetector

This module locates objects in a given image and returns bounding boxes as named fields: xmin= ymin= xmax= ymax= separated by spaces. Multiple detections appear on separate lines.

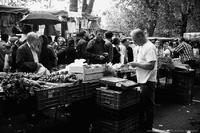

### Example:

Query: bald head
xmin=130 ymin=28 xmax=146 ymax=46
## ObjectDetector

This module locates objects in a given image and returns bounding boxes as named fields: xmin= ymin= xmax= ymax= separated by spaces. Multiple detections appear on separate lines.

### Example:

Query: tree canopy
xmin=103 ymin=0 xmax=200 ymax=37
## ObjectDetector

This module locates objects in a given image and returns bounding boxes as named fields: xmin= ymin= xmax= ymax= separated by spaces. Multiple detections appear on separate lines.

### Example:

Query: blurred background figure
xmin=65 ymin=38 xmax=77 ymax=65
xmin=112 ymin=37 xmax=121 ymax=64
xmin=104 ymin=31 xmax=113 ymax=63
xmin=39 ymin=35 xmax=57 ymax=71
xmin=0 ymin=33 xmax=9 ymax=72
xmin=86 ymin=30 xmax=108 ymax=64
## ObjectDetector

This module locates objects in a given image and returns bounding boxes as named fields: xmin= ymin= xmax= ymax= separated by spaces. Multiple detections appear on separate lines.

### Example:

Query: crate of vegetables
xmin=96 ymin=87 xmax=140 ymax=110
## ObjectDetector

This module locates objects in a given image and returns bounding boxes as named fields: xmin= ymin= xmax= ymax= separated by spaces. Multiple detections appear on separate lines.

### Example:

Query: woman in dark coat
xmin=112 ymin=38 xmax=121 ymax=64
xmin=65 ymin=38 xmax=77 ymax=64
xmin=39 ymin=35 xmax=57 ymax=70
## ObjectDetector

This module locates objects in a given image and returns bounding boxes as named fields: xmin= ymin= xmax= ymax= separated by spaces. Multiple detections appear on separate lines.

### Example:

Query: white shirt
xmin=134 ymin=40 xmax=157 ymax=83
xmin=27 ymin=42 xmax=39 ymax=63
xmin=163 ymin=49 xmax=171 ymax=57
xmin=119 ymin=43 xmax=127 ymax=64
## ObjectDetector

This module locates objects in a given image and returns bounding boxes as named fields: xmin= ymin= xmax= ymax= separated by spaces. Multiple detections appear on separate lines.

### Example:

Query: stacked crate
xmin=83 ymin=81 xmax=101 ymax=99
xmin=35 ymin=85 xmax=67 ymax=110
xmin=94 ymin=77 xmax=140 ymax=133
xmin=172 ymin=69 xmax=195 ymax=104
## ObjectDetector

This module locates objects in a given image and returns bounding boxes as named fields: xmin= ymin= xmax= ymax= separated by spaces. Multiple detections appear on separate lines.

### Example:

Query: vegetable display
xmin=1 ymin=73 xmax=41 ymax=102
xmin=39 ymin=71 xmax=80 ymax=83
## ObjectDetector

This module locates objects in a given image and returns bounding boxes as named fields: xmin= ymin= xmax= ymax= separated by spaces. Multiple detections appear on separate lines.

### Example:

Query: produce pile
xmin=38 ymin=71 xmax=80 ymax=83
xmin=0 ymin=73 xmax=42 ymax=102
xmin=0 ymin=70 xmax=80 ymax=102
xmin=105 ymin=63 xmax=135 ymax=75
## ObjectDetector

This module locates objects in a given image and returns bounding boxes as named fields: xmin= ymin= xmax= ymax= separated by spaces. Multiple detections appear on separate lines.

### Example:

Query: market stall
xmin=0 ymin=5 xmax=29 ymax=35
xmin=0 ymin=60 xmax=141 ymax=132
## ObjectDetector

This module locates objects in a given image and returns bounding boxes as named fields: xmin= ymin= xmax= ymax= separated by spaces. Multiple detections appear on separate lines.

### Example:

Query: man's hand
xmin=128 ymin=62 xmax=138 ymax=67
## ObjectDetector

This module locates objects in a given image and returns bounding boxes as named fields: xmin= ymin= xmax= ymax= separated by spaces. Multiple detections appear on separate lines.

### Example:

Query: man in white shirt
xmin=128 ymin=29 xmax=157 ymax=132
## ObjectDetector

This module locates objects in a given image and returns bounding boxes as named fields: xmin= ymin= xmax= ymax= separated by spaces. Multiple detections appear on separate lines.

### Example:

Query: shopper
xmin=121 ymin=38 xmax=133 ymax=62
xmin=112 ymin=38 xmax=121 ymax=64
xmin=119 ymin=38 xmax=127 ymax=64
xmin=163 ymin=41 xmax=171 ymax=58
xmin=104 ymin=31 xmax=114 ymax=63
xmin=76 ymin=30 xmax=89 ymax=60
xmin=39 ymin=35 xmax=57 ymax=71
xmin=57 ymin=37 xmax=67 ymax=65
xmin=86 ymin=30 xmax=108 ymax=64
xmin=128 ymin=29 xmax=157 ymax=132
xmin=65 ymin=38 xmax=77 ymax=64
xmin=0 ymin=33 xmax=9 ymax=71
xmin=16 ymin=32 xmax=42 ymax=72
xmin=173 ymin=38 xmax=195 ymax=69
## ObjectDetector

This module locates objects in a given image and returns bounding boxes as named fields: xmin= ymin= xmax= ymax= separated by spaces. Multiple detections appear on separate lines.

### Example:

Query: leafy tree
xmin=104 ymin=0 xmax=200 ymax=37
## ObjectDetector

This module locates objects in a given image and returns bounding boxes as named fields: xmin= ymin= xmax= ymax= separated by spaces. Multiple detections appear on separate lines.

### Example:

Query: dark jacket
xmin=0 ymin=41 xmax=6 ymax=71
xmin=86 ymin=38 xmax=108 ymax=64
xmin=105 ymin=39 xmax=113 ymax=62
xmin=16 ymin=43 xmax=38 ymax=72
xmin=65 ymin=46 xmax=77 ymax=64
xmin=57 ymin=46 xmax=67 ymax=65
xmin=112 ymin=46 xmax=121 ymax=64
xmin=76 ymin=38 xmax=89 ymax=59
xmin=127 ymin=46 xmax=133 ymax=62
xmin=40 ymin=45 xmax=57 ymax=70
xmin=10 ymin=44 xmax=19 ymax=72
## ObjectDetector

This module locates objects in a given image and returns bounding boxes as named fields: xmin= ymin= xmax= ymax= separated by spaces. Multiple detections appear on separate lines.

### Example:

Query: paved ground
xmin=0 ymin=85 xmax=200 ymax=133
xmin=153 ymin=85 xmax=200 ymax=133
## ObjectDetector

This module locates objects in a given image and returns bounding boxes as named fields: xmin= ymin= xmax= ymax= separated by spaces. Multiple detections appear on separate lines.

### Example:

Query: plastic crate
xmin=172 ymin=69 xmax=195 ymax=104
xmin=66 ymin=84 xmax=84 ymax=103
xmin=83 ymin=82 xmax=101 ymax=98
xmin=35 ymin=86 xmax=66 ymax=110
xmin=94 ymin=114 xmax=139 ymax=133
xmin=96 ymin=104 xmax=139 ymax=121
xmin=96 ymin=87 xmax=140 ymax=110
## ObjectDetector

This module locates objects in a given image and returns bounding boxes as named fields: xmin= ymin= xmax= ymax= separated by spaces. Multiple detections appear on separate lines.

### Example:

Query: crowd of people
xmin=0 ymin=25 xmax=135 ymax=73
xmin=0 ymin=25 xmax=198 ymax=74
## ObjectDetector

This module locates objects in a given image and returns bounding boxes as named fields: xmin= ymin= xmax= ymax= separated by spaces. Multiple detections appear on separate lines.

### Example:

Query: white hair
xmin=27 ymin=32 xmax=39 ymax=44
